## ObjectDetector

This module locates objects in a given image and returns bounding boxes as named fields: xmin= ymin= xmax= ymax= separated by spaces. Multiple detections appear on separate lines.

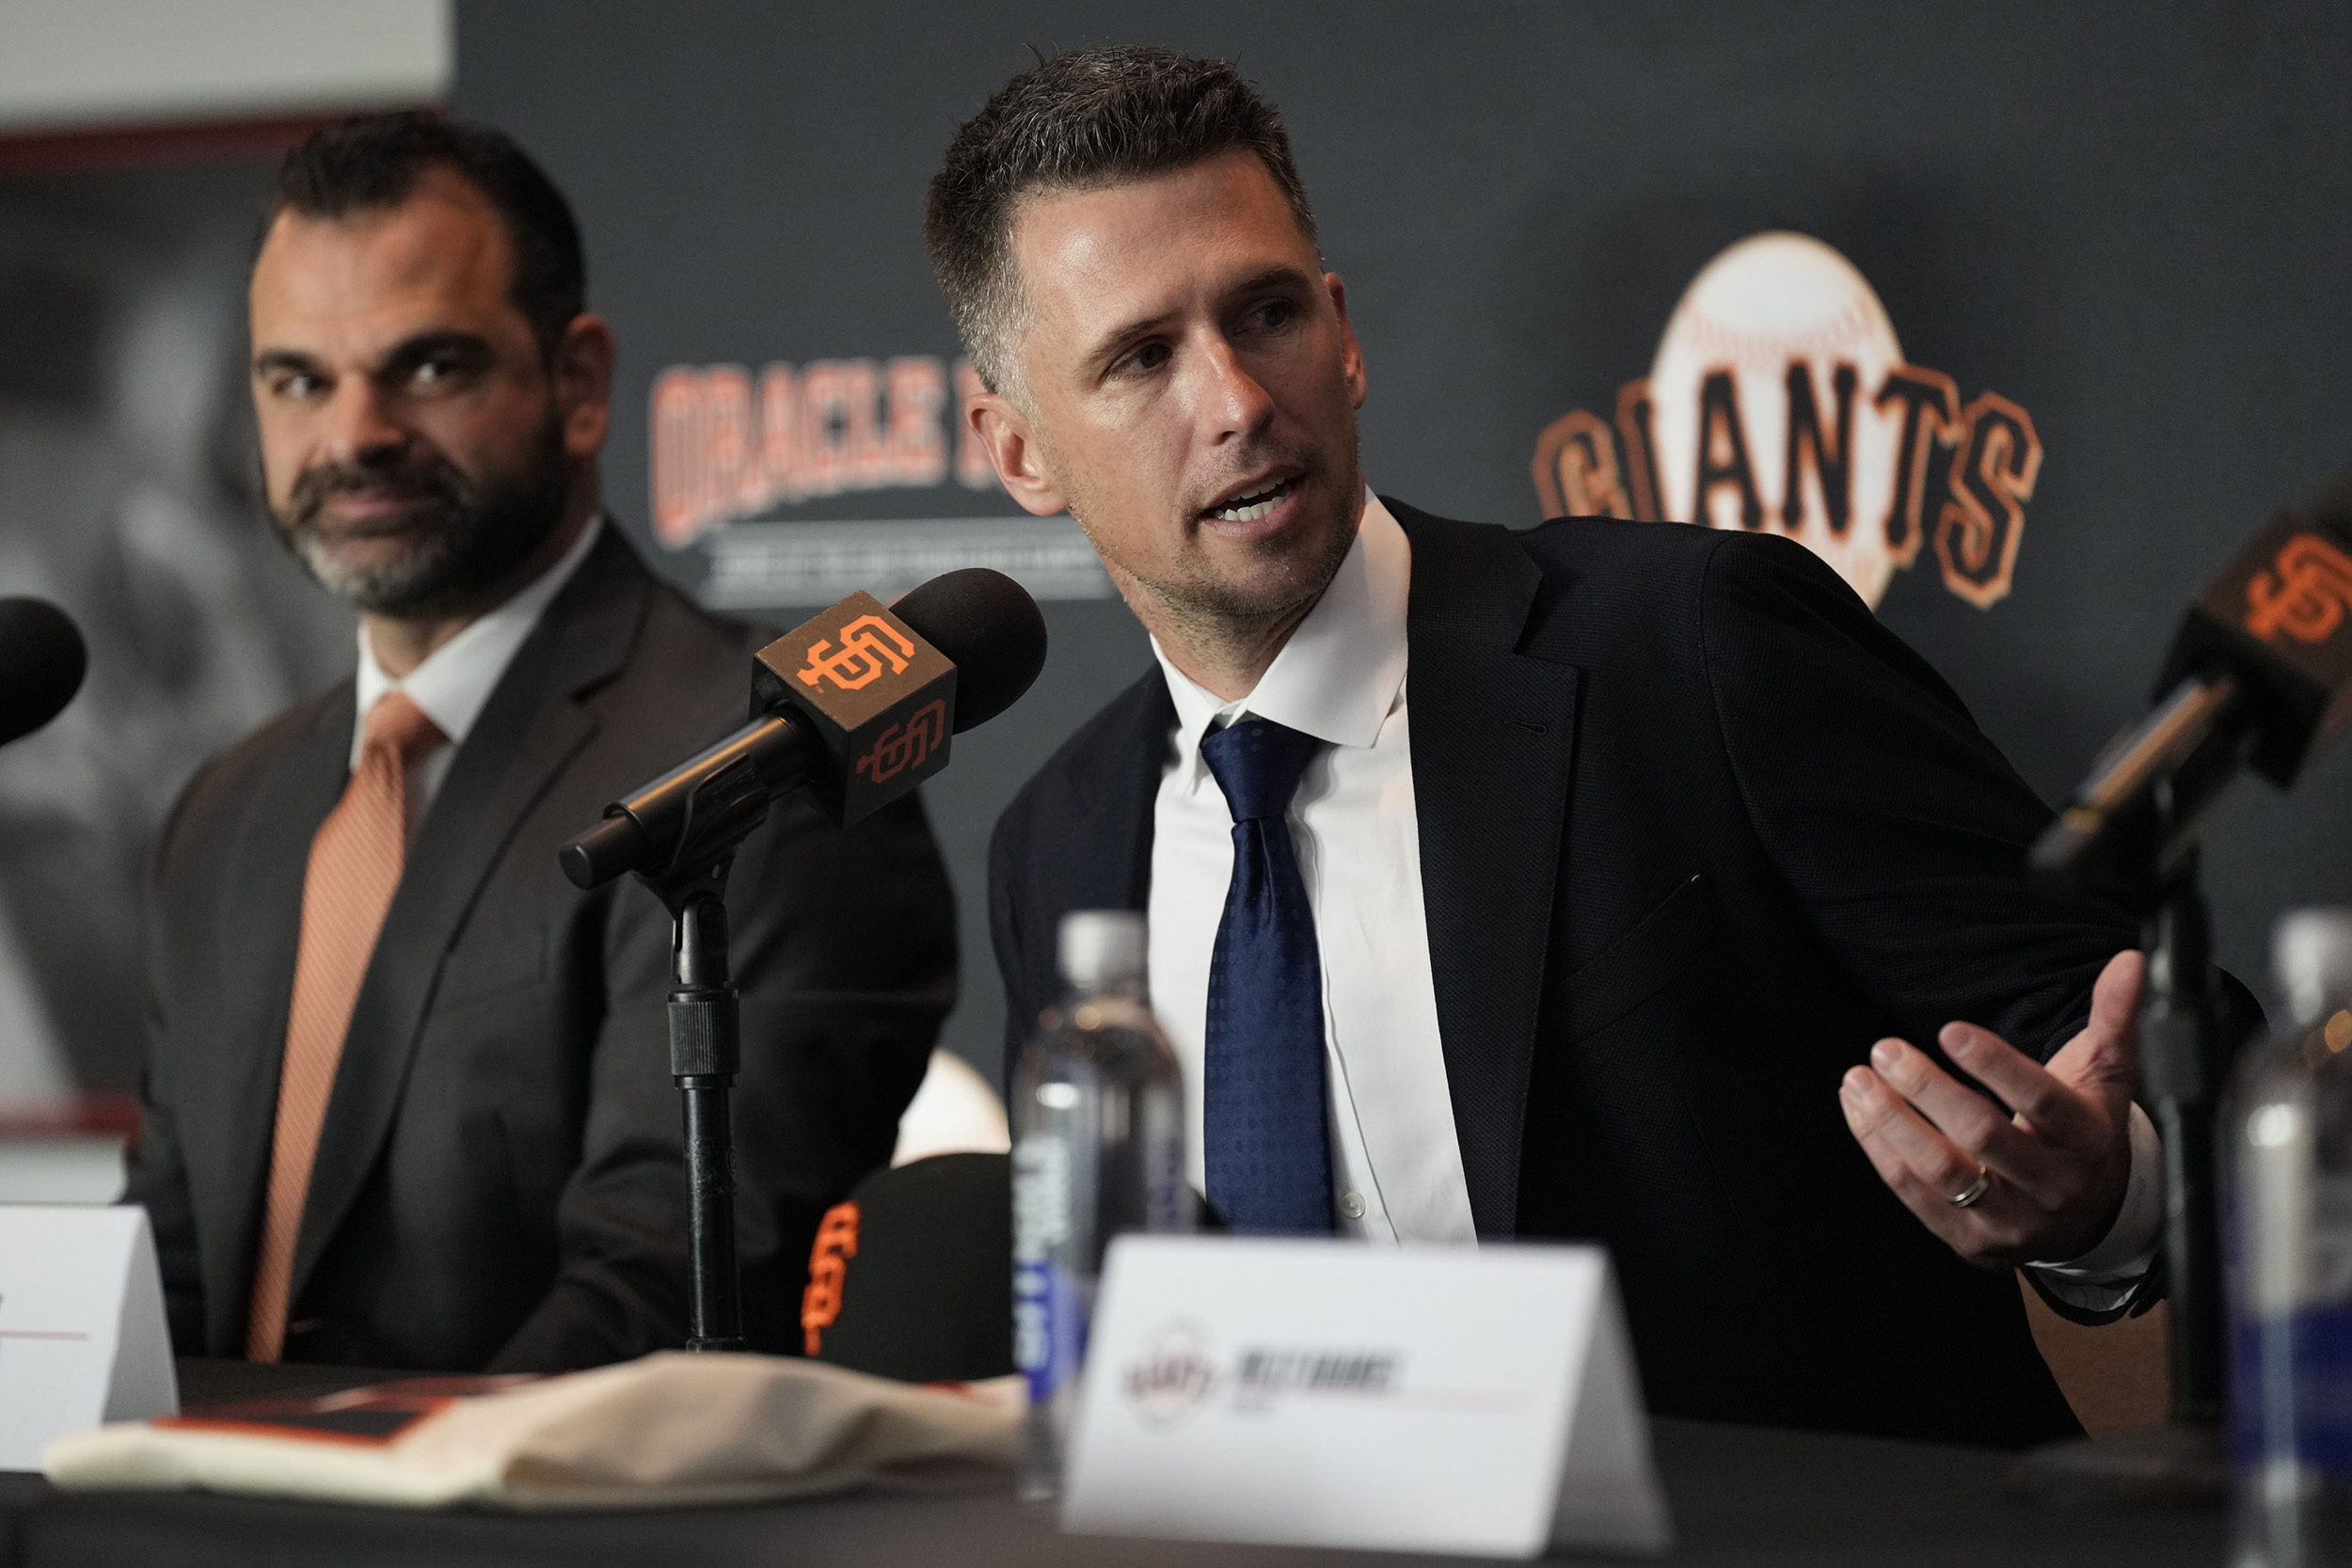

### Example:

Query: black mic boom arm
xmin=559 ymin=712 xmax=816 ymax=892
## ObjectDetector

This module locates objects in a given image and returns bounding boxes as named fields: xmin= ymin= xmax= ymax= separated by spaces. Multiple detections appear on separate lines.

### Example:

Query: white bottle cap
xmin=2275 ymin=908 xmax=2352 ymax=1026
xmin=1058 ymin=910 xmax=1147 ymax=992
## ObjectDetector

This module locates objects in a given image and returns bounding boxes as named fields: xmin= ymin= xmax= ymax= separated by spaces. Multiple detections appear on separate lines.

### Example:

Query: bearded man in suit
xmin=943 ymin=48 xmax=2178 ymax=1447
xmin=127 ymin=112 xmax=955 ymax=1372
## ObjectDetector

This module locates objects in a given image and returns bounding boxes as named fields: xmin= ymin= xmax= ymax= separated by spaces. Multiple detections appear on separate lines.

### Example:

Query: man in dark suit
xmin=934 ymin=49 xmax=2161 ymax=1447
xmin=125 ymin=114 xmax=954 ymax=1372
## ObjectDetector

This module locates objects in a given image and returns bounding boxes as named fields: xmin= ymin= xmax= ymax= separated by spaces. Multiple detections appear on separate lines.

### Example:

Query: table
xmin=0 ymin=1360 xmax=2227 ymax=1567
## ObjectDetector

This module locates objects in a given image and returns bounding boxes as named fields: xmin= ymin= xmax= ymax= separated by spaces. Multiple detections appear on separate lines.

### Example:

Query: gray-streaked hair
xmin=923 ymin=46 xmax=1318 ymax=394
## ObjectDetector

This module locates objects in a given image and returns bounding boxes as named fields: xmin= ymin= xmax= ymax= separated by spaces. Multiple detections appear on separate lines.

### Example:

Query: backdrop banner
xmin=454 ymin=1 xmax=2352 ymax=1080
xmin=0 ymin=154 xmax=352 ymax=1105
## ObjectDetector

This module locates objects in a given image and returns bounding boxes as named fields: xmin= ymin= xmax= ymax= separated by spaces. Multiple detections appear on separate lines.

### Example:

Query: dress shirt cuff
xmin=2026 ymin=1101 xmax=2163 ymax=1285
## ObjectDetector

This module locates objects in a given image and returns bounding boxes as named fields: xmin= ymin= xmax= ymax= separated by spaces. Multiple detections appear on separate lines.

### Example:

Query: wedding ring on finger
xmin=1949 ymin=1164 xmax=1993 ymax=1209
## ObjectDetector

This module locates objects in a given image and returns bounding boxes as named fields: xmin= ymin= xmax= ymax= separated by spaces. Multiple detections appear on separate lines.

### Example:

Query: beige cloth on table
xmin=44 ymin=1352 xmax=1022 ymax=1512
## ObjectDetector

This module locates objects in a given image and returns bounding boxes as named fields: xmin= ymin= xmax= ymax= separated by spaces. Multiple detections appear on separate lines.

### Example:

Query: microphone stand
xmin=589 ymin=720 xmax=784 ymax=1354
xmin=649 ymin=850 xmax=749 ymax=1354
xmin=616 ymin=735 xmax=782 ymax=1355
xmin=2141 ymin=837 xmax=2227 ymax=1433
xmin=2002 ymin=471 xmax=2350 ymax=1500
xmin=2010 ymin=761 xmax=2238 ymax=1500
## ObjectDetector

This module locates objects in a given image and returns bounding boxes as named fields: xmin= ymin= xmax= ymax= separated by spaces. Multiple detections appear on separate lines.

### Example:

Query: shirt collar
xmin=353 ymin=513 xmax=604 ymax=762
xmin=1152 ymin=489 xmax=1410 ymax=779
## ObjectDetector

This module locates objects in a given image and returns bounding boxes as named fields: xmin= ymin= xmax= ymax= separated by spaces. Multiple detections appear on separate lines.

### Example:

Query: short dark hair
xmin=262 ymin=111 xmax=586 ymax=360
xmin=924 ymin=47 xmax=1317 ymax=392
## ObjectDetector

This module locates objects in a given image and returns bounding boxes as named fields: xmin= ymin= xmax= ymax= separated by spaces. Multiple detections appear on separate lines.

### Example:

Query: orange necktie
xmin=246 ymin=690 xmax=444 ymax=1362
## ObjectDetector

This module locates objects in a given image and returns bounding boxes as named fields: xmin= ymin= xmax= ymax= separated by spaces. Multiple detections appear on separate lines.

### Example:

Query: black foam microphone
xmin=560 ymin=568 xmax=1047 ymax=890
xmin=2032 ymin=463 xmax=2352 ymax=887
xmin=0 ymin=598 xmax=87 ymax=748
xmin=891 ymin=566 xmax=1049 ymax=733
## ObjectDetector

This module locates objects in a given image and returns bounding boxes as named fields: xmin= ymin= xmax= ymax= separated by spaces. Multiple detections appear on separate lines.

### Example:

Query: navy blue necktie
xmin=1200 ymin=717 xmax=1333 ymax=1234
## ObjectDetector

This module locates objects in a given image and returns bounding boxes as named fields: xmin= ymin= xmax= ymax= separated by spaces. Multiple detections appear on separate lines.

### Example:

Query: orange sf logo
xmin=855 ymin=699 xmax=947 ymax=785
xmin=798 ymin=614 xmax=914 ymax=692
xmin=2246 ymin=532 xmax=2352 ymax=645
xmin=800 ymin=1200 xmax=860 ymax=1356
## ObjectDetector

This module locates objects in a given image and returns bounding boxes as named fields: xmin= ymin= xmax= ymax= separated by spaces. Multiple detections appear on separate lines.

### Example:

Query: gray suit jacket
xmin=126 ymin=529 xmax=956 ymax=1371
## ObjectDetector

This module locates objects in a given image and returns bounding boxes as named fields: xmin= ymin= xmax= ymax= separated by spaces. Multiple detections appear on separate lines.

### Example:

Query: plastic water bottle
xmin=1010 ymin=910 xmax=1188 ymax=1501
xmin=2229 ymin=909 xmax=2352 ymax=1567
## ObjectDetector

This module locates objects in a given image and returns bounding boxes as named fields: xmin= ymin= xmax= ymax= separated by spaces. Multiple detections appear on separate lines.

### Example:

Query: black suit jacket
xmin=991 ymin=500 xmax=2144 ymax=1449
xmin=127 ymin=529 xmax=956 ymax=1372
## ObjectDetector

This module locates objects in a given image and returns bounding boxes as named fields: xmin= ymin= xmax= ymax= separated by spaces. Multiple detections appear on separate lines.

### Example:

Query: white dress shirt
xmin=351 ymin=515 xmax=603 ymax=841
xmin=1145 ymin=490 xmax=2160 ymax=1291
xmin=1148 ymin=495 xmax=1474 ymax=1243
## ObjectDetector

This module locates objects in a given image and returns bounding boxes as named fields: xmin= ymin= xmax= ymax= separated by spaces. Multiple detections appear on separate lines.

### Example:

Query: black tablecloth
xmin=0 ymin=1360 xmax=2225 ymax=1567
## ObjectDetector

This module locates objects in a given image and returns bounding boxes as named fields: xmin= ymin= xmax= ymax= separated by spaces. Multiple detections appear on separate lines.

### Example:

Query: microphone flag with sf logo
xmin=2161 ymin=475 xmax=2352 ymax=789
xmin=751 ymin=590 xmax=958 ymax=825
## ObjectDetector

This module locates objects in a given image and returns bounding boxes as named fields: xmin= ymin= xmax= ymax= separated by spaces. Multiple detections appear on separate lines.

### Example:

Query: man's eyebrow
xmin=1081 ymin=264 xmax=1317 ymax=374
xmin=1223 ymin=263 xmax=1316 ymax=300
xmin=374 ymin=329 xmax=494 ymax=372
xmin=252 ymin=331 xmax=494 ymax=381
xmin=251 ymin=347 xmax=325 ymax=377
xmin=1083 ymin=308 xmax=1178 ymax=374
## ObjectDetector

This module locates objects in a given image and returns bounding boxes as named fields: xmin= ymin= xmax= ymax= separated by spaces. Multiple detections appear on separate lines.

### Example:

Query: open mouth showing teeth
xmin=1207 ymin=475 xmax=1299 ymax=523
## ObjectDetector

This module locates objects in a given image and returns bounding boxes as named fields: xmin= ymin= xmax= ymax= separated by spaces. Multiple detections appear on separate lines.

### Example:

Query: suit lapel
xmin=1393 ymin=500 xmax=1581 ymax=1238
xmin=199 ymin=689 xmax=352 ymax=1352
xmin=1064 ymin=673 xmax=1172 ymax=915
xmin=290 ymin=531 xmax=649 ymax=1301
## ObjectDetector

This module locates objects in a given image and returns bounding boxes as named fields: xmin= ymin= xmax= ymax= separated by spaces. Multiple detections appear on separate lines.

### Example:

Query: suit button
xmin=1340 ymin=1191 xmax=1366 ymax=1220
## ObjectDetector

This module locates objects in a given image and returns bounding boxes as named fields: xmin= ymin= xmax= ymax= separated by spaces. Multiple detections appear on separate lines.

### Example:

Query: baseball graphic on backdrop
xmin=1646 ymin=232 xmax=1908 ymax=609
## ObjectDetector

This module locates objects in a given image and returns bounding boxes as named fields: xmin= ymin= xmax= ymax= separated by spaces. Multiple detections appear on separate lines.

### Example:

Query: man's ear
xmin=553 ymin=312 xmax=617 ymax=459
xmin=968 ymin=388 xmax=1068 ymax=517
xmin=1327 ymin=273 xmax=1368 ymax=413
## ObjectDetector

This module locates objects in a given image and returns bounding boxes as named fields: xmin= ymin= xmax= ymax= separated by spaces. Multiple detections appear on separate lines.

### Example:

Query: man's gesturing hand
xmin=1837 ymin=950 xmax=2145 ymax=1270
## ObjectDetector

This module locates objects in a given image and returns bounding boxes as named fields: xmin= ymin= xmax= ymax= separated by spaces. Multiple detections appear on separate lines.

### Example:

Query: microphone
xmin=0 ymin=598 xmax=87 ymax=747
xmin=2032 ymin=464 xmax=2352 ymax=888
xmin=561 ymin=568 xmax=1047 ymax=890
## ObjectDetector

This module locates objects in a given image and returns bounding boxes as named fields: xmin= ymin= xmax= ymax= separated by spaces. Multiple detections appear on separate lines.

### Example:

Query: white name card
xmin=1063 ymin=1237 xmax=1670 ymax=1559
xmin=0 ymin=1206 xmax=177 ymax=1471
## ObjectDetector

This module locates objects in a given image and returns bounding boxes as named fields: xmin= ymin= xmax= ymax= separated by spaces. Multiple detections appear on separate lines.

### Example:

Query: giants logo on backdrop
xmin=650 ymin=356 xmax=999 ymax=547
xmin=1531 ymin=232 xmax=2042 ymax=611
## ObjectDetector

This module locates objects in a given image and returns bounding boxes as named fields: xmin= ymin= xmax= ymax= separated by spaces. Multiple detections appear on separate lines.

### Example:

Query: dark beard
xmin=270 ymin=414 xmax=569 ymax=618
